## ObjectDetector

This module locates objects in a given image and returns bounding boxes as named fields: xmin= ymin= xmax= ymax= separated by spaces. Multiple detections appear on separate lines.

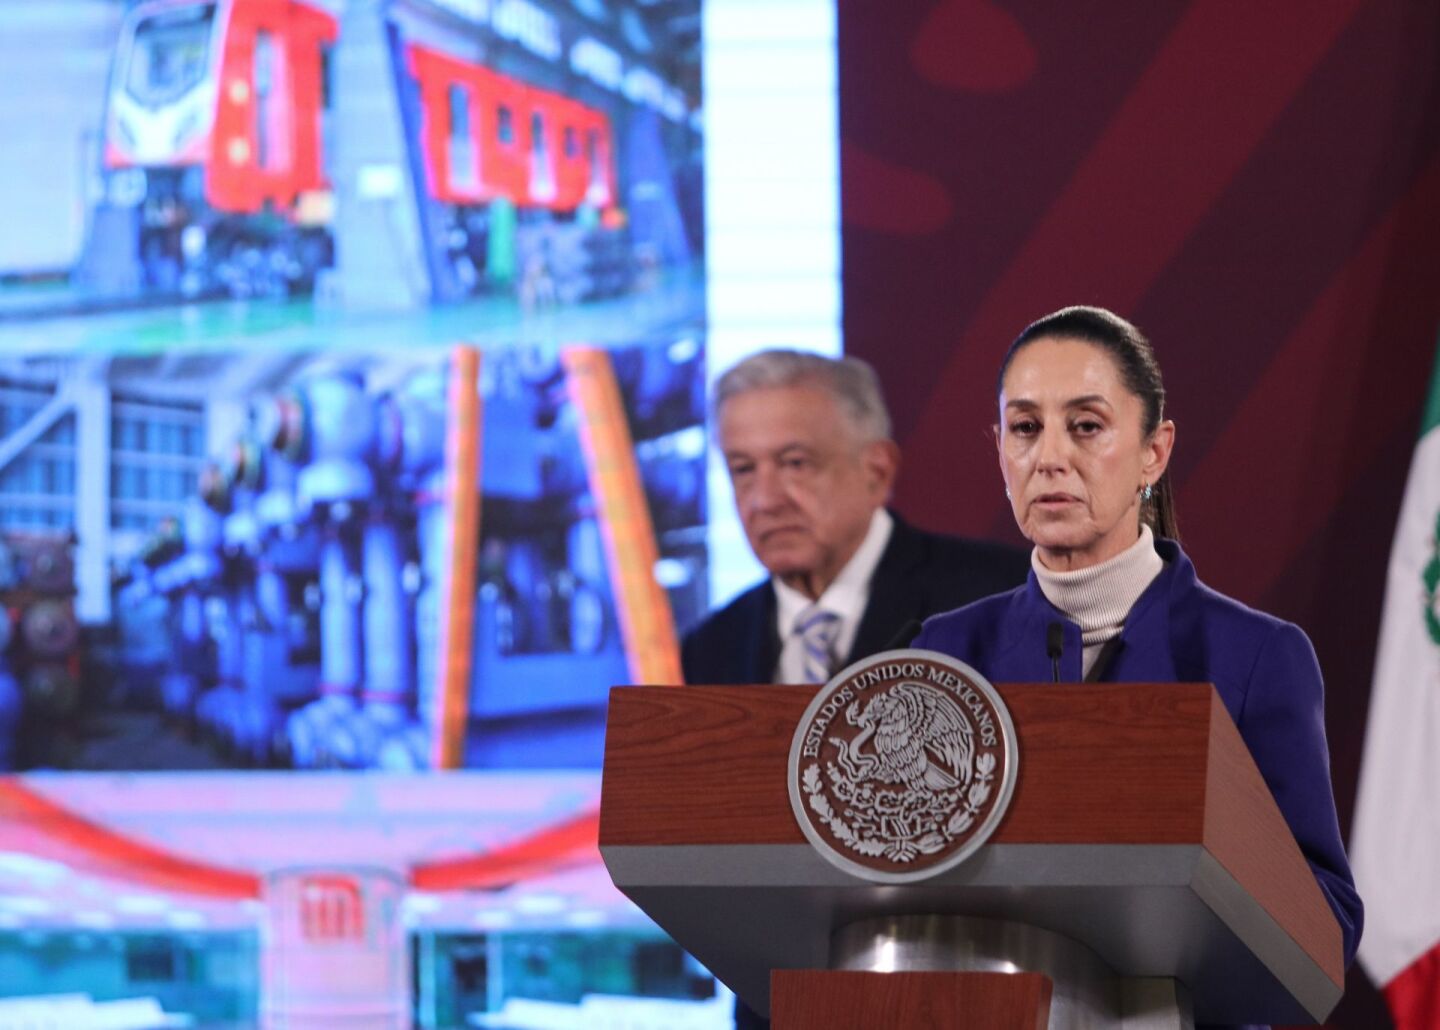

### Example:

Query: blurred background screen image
xmin=0 ymin=0 xmax=839 ymax=1026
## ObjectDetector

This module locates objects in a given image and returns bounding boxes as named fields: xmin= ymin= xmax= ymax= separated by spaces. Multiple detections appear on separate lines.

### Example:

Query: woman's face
xmin=997 ymin=336 xmax=1174 ymax=571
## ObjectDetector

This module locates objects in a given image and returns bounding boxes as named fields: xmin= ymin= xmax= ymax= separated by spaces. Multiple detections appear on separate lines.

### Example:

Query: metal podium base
xmin=830 ymin=915 xmax=1195 ymax=1030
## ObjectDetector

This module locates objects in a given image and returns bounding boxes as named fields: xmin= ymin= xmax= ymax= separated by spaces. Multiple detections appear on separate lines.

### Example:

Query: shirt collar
xmin=1031 ymin=524 xmax=1164 ymax=644
xmin=774 ymin=508 xmax=894 ymax=632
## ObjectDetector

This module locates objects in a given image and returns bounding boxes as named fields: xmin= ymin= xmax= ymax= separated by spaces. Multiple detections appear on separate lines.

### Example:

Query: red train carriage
xmin=102 ymin=0 xmax=337 ymax=295
xmin=106 ymin=0 xmax=337 ymax=215
xmin=406 ymin=42 xmax=617 ymax=214
xmin=97 ymin=0 xmax=625 ymax=301
xmin=404 ymin=40 xmax=623 ymax=302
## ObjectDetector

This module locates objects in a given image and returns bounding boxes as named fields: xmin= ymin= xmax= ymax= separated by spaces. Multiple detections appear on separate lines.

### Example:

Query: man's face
xmin=718 ymin=384 xmax=897 ymax=599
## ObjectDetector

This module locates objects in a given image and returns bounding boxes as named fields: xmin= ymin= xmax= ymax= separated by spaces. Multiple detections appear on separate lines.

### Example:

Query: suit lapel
xmin=745 ymin=585 xmax=782 ymax=683
xmin=847 ymin=517 xmax=922 ymax=662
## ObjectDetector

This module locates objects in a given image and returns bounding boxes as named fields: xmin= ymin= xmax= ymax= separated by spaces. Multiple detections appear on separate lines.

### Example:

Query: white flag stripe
xmin=1352 ymin=426 xmax=1440 ymax=986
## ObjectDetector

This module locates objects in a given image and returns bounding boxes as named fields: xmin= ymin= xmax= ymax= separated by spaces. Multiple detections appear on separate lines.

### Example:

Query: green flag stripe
xmin=1425 ymin=330 xmax=1440 ymax=437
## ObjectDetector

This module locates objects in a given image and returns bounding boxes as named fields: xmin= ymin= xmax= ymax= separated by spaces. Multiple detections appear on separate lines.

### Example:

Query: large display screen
xmin=0 ymin=0 xmax=836 ymax=1023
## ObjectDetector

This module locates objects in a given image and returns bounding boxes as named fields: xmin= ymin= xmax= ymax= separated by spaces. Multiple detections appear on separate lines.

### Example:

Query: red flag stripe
xmin=1384 ymin=939 xmax=1440 ymax=1030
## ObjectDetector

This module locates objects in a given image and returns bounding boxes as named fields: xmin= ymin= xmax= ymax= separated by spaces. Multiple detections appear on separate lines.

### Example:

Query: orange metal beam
xmin=432 ymin=346 xmax=482 ymax=769
xmin=561 ymin=347 xmax=683 ymax=686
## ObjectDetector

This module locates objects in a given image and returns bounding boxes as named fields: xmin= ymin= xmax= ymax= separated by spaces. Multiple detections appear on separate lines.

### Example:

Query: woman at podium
xmin=912 ymin=305 xmax=1363 ymax=969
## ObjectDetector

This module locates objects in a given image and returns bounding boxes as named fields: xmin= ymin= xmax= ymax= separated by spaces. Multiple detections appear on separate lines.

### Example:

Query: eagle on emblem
xmin=830 ymin=681 xmax=974 ymax=793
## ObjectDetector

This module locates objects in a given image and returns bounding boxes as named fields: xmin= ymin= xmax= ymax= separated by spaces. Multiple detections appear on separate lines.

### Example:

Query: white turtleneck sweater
xmin=1032 ymin=524 xmax=1165 ymax=677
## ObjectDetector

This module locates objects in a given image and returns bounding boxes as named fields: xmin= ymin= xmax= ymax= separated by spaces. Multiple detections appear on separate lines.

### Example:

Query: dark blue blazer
xmin=682 ymin=514 xmax=1031 ymax=685
xmin=914 ymin=537 xmax=1364 ymax=980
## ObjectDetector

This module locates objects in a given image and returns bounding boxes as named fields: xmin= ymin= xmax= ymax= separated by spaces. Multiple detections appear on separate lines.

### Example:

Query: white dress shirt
xmin=772 ymin=508 xmax=894 ymax=683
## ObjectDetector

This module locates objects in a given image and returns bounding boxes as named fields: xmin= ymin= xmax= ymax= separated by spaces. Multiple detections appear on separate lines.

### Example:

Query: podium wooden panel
xmin=599 ymin=682 xmax=1344 ymax=1025
xmin=772 ymin=970 xmax=1052 ymax=1029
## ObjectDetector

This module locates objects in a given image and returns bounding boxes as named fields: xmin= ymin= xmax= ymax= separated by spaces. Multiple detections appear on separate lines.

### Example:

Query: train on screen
xmin=404 ymin=39 xmax=626 ymax=303
xmin=101 ymin=0 xmax=338 ymax=297
xmin=97 ymin=0 xmax=632 ymax=301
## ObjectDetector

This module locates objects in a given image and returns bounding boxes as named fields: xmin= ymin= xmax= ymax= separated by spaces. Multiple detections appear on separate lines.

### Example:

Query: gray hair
xmin=712 ymin=349 xmax=892 ymax=443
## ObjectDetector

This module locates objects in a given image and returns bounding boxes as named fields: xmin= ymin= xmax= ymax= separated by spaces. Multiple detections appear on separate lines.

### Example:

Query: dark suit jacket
xmin=679 ymin=514 xmax=1028 ymax=1028
xmin=682 ymin=513 xmax=1031 ymax=685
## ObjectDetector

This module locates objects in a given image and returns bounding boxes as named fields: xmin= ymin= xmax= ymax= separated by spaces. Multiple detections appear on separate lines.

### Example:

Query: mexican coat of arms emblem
xmin=787 ymin=649 xmax=1019 ymax=883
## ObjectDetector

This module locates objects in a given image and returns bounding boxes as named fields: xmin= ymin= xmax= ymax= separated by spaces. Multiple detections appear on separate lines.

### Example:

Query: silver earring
xmin=1140 ymin=482 xmax=1153 ymax=502
xmin=1005 ymin=487 xmax=1012 ymax=500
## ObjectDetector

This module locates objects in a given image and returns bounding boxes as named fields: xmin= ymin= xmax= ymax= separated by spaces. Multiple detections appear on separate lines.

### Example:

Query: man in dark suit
xmin=682 ymin=348 xmax=1029 ymax=689
xmin=680 ymin=350 xmax=1027 ymax=1028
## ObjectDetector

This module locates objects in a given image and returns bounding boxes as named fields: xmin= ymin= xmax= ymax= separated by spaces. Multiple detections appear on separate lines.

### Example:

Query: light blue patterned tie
xmin=795 ymin=605 xmax=841 ymax=683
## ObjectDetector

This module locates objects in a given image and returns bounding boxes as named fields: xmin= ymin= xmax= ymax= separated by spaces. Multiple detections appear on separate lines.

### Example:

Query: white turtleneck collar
xmin=1032 ymin=524 xmax=1165 ymax=676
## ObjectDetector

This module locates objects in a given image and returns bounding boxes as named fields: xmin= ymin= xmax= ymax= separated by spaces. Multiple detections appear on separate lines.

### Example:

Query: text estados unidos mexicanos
xmin=802 ymin=687 xmax=855 ymax=757
xmin=801 ymin=662 xmax=999 ymax=758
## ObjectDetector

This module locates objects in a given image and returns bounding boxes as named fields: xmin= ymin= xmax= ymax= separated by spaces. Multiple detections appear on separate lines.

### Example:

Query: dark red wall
xmin=838 ymin=3 xmax=1440 ymax=1025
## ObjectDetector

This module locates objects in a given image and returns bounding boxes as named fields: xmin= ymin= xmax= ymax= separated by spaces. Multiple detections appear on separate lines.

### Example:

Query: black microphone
xmin=884 ymin=618 xmax=925 ymax=652
xmin=1046 ymin=622 xmax=1064 ymax=683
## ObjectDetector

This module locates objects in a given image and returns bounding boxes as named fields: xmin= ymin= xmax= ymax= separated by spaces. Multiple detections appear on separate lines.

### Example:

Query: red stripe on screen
xmin=410 ymin=808 xmax=600 ymax=891
xmin=0 ymin=780 xmax=261 ymax=899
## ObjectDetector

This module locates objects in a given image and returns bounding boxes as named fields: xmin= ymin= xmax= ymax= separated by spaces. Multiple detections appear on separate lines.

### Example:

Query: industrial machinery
xmin=104 ymin=339 xmax=701 ymax=771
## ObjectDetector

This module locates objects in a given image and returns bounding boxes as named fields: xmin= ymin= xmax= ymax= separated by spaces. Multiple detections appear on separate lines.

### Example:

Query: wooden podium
xmin=599 ymin=682 xmax=1345 ymax=1028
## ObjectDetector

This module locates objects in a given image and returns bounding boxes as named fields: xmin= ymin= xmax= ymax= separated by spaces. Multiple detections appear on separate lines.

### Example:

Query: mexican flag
xmin=1351 ymin=339 xmax=1440 ymax=1028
